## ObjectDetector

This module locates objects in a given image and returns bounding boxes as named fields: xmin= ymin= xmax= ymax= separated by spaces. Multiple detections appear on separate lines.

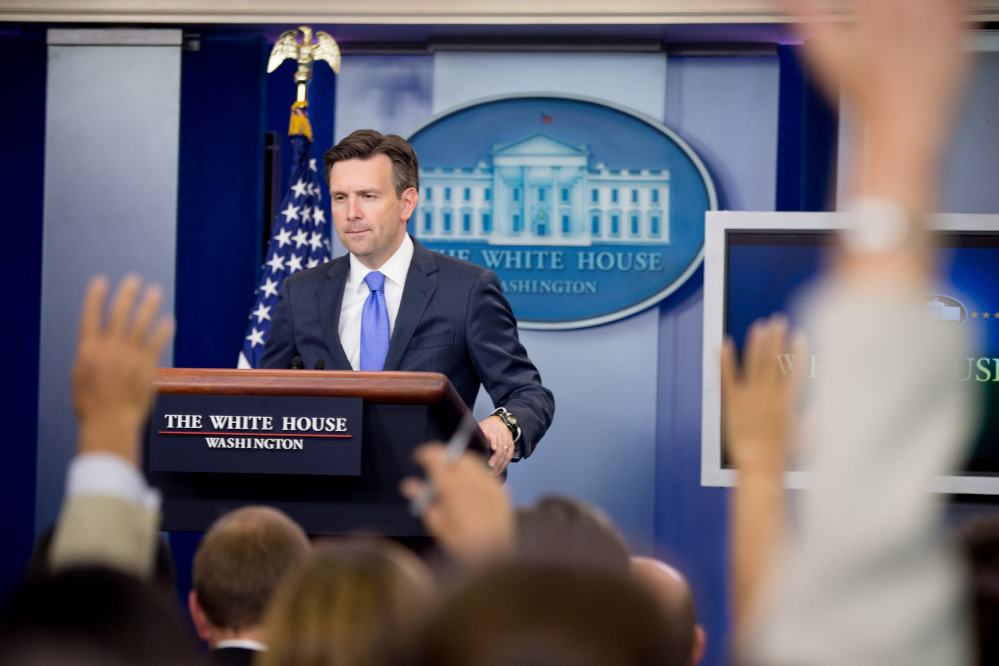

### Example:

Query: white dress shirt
xmin=338 ymin=234 xmax=414 ymax=370
xmin=215 ymin=639 xmax=267 ymax=652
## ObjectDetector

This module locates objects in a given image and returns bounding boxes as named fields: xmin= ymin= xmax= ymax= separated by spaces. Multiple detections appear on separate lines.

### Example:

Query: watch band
xmin=843 ymin=197 xmax=912 ymax=254
xmin=491 ymin=407 xmax=521 ymax=444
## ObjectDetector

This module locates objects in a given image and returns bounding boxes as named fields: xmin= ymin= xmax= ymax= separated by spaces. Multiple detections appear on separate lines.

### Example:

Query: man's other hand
xmin=480 ymin=415 xmax=515 ymax=475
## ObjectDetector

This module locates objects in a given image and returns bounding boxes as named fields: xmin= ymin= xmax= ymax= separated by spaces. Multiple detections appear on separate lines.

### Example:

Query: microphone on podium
xmin=290 ymin=356 xmax=304 ymax=369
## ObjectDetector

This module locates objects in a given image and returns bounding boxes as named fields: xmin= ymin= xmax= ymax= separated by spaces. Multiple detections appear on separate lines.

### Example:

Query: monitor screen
xmin=702 ymin=211 xmax=999 ymax=494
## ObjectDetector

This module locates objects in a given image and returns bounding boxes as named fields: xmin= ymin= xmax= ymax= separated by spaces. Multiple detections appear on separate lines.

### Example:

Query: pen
xmin=409 ymin=412 xmax=479 ymax=517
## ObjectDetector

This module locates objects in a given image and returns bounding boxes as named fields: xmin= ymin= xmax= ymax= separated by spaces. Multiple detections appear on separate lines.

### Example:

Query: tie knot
xmin=364 ymin=270 xmax=385 ymax=293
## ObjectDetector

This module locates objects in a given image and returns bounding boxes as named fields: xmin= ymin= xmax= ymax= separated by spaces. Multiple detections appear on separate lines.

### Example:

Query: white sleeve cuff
xmin=66 ymin=452 xmax=161 ymax=512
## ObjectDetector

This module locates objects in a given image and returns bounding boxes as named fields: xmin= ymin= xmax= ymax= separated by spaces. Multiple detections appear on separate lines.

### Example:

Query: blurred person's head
xmin=631 ymin=556 xmax=706 ymax=665
xmin=189 ymin=505 xmax=310 ymax=647
xmin=259 ymin=537 xmax=434 ymax=666
xmin=957 ymin=514 xmax=999 ymax=665
xmin=515 ymin=495 xmax=630 ymax=571
xmin=416 ymin=561 xmax=681 ymax=666
xmin=0 ymin=565 xmax=196 ymax=666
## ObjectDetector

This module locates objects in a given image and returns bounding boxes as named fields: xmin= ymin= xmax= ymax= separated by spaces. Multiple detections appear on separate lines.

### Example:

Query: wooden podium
xmin=144 ymin=368 xmax=488 ymax=536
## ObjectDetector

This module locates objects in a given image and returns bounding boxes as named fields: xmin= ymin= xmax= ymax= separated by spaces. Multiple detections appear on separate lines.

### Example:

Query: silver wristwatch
xmin=490 ymin=407 xmax=522 ymax=444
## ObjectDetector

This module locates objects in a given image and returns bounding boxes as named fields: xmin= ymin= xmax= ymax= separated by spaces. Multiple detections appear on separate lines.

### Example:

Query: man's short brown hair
xmin=192 ymin=506 xmax=310 ymax=631
xmin=323 ymin=129 xmax=419 ymax=196
xmin=415 ymin=562 xmax=674 ymax=666
xmin=515 ymin=495 xmax=631 ymax=572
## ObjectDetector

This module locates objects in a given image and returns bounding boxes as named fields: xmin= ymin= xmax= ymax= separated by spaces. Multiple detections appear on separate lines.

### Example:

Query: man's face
xmin=329 ymin=154 xmax=417 ymax=270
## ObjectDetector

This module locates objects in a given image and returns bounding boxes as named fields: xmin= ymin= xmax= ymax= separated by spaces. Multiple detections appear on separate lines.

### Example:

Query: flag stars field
xmin=266 ymin=253 xmax=286 ymax=273
xmin=274 ymin=228 xmax=292 ymax=247
xmin=238 ymin=131 xmax=332 ymax=369
xmin=292 ymin=228 xmax=309 ymax=248
xmin=246 ymin=327 xmax=266 ymax=348
xmin=281 ymin=203 xmax=300 ymax=222
xmin=251 ymin=303 xmax=271 ymax=323
xmin=261 ymin=278 xmax=279 ymax=298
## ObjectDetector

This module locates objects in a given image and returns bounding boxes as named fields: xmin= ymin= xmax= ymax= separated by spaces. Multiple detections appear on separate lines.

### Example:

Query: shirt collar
xmin=215 ymin=638 xmax=267 ymax=651
xmin=347 ymin=234 xmax=414 ymax=292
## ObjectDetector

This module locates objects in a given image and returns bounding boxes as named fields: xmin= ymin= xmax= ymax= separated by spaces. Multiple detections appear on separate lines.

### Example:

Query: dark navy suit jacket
xmin=208 ymin=647 xmax=257 ymax=666
xmin=260 ymin=238 xmax=554 ymax=456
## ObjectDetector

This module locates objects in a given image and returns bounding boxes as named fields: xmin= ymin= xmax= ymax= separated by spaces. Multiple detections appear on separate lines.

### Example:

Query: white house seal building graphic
xmin=407 ymin=94 xmax=717 ymax=329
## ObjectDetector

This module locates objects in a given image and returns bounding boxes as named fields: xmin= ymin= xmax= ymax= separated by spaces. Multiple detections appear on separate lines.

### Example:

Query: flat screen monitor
xmin=702 ymin=211 xmax=999 ymax=494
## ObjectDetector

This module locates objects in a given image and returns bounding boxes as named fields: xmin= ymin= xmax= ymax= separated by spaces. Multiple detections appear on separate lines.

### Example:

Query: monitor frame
xmin=701 ymin=210 xmax=999 ymax=494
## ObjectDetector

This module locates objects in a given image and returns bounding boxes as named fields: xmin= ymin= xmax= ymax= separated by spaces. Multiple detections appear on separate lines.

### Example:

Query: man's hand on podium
xmin=480 ymin=415 xmax=515 ymax=475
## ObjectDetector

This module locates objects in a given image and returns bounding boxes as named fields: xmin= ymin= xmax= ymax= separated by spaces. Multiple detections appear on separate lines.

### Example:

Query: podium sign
xmin=145 ymin=368 xmax=488 ymax=535
xmin=148 ymin=394 xmax=362 ymax=476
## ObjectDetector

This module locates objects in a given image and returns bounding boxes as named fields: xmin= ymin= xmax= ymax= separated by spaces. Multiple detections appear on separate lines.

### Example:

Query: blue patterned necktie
xmin=360 ymin=271 xmax=390 ymax=371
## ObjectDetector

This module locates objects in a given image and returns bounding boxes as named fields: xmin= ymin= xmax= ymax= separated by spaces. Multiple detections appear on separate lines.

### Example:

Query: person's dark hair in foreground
xmin=322 ymin=128 xmax=419 ymax=195
xmin=515 ymin=494 xmax=631 ymax=572
xmin=0 ymin=565 xmax=196 ymax=666
xmin=957 ymin=514 xmax=999 ymax=665
xmin=415 ymin=561 xmax=683 ymax=666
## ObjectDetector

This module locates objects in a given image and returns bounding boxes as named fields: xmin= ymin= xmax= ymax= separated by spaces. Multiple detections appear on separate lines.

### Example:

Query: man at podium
xmin=261 ymin=130 xmax=554 ymax=474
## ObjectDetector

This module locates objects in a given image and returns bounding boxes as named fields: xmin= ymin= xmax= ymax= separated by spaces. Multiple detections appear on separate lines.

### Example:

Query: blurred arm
xmin=49 ymin=275 xmax=173 ymax=579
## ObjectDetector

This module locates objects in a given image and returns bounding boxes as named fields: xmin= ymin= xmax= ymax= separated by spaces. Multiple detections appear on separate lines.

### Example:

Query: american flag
xmin=238 ymin=129 xmax=331 ymax=368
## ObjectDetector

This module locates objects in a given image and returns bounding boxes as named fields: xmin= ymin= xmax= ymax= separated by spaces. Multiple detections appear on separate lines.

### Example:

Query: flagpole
xmin=238 ymin=27 xmax=341 ymax=369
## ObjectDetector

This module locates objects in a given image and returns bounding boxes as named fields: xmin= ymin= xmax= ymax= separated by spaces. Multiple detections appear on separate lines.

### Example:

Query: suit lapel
xmin=383 ymin=239 xmax=438 ymax=371
xmin=319 ymin=257 xmax=352 ymax=370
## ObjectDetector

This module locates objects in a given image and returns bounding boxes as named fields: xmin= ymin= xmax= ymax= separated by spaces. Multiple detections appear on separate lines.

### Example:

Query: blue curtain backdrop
xmin=0 ymin=30 xmax=46 ymax=603
xmin=175 ymin=33 xmax=269 ymax=369
xmin=776 ymin=44 xmax=838 ymax=212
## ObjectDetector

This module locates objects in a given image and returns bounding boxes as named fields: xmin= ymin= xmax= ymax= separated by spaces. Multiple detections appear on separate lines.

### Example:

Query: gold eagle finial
xmin=268 ymin=26 xmax=341 ymax=103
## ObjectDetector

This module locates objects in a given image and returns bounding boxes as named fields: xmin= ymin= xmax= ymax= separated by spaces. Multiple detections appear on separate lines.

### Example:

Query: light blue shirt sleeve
xmin=66 ymin=452 xmax=161 ymax=512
